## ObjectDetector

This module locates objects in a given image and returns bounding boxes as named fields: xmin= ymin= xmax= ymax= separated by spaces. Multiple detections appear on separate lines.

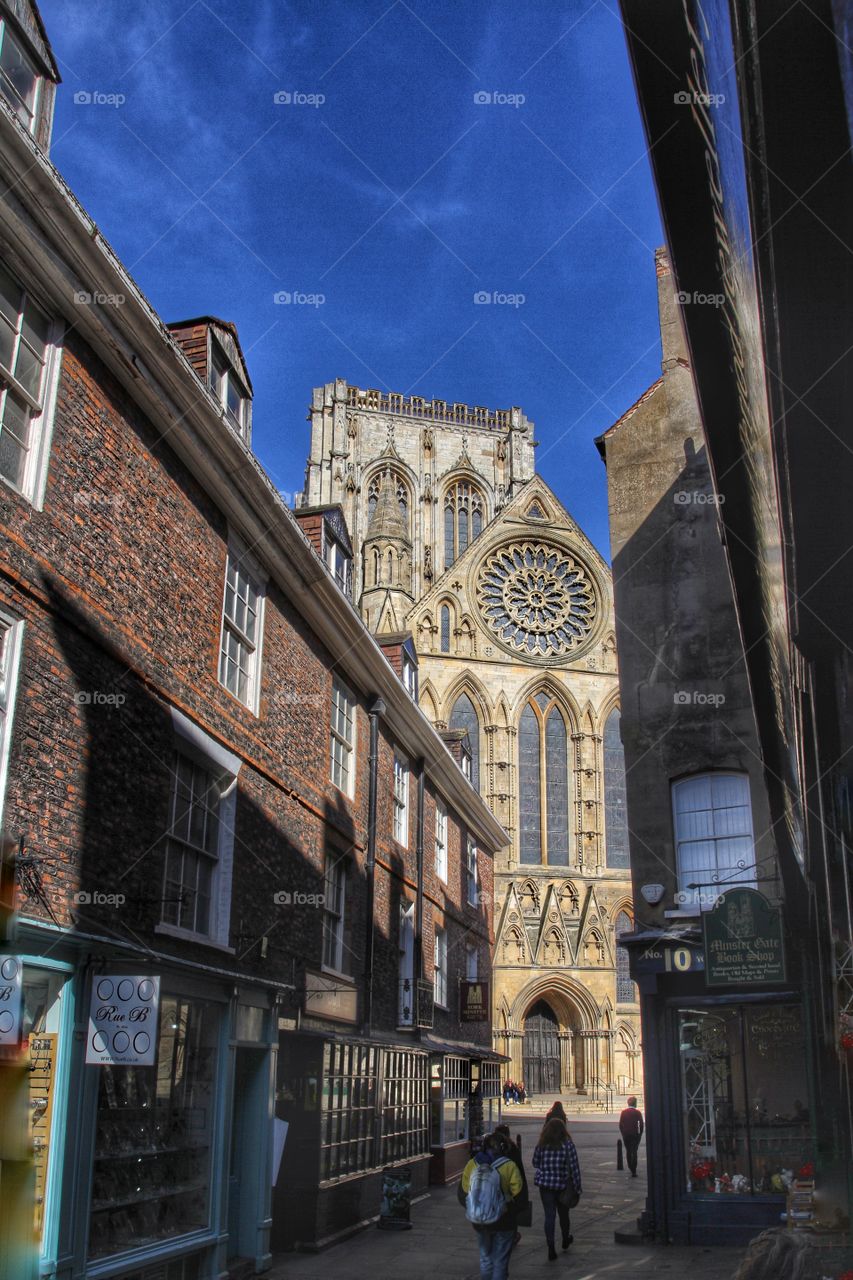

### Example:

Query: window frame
xmin=158 ymin=709 xmax=241 ymax=951
xmin=671 ymin=772 xmax=757 ymax=911
xmin=0 ymin=609 xmax=23 ymax=826
xmin=322 ymin=855 xmax=348 ymax=974
xmin=0 ymin=21 xmax=42 ymax=136
xmin=401 ymin=652 xmax=418 ymax=700
xmin=393 ymin=749 xmax=409 ymax=847
xmin=0 ymin=261 xmax=62 ymax=507
xmin=518 ymin=692 xmax=571 ymax=866
xmin=433 ymin=923 xmax=448 ymax=1008
xmin=443 ymin=479 xmax=485 ymax=569
xmin=218 ymin=540 xmax=265 ymax=713
xmin=330 ymin=676 xmax=356 ymax=797
xmin=434 ymin=798 xmax=448 ymax=882
xmin=465 ymin=835 xmax=479 ymax=907
xmin=209 ymin=336 xmax=249 ymax=439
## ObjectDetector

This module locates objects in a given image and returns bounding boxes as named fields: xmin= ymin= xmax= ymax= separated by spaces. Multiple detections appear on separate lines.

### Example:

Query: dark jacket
xmin=619 ymin=1106 xmax=644 ymax=1140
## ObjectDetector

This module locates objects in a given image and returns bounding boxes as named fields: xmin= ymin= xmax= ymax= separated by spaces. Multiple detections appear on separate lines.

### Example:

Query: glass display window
xmin=678 ymin=1002 xmax=812 ymax=1196
xmin=88 ymin=993 xmax=220 ymax=1261
xmin=22 ymin=966 xmax=66 ymax=1245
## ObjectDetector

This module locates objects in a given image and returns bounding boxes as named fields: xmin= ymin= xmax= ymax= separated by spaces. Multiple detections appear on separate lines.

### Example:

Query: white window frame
xmin=325 ymin=536 xmax=350 ymax=595
xmin=209 ymin=337 xmax=249 ymax=439
xmin=218 ymin=540 xmax=265 ymax=713
xmin=157 ymin=707 xmax=240 ymax=951
xmin=0 ymin=610 xmax=24 ymax=826
xmin=401 ymin=652 xmax=418 ymax=700
xmin=465 ymin=943 xmax=478 ymax=980
xmin=322 ymin=856 xmax=347 ymax=974
xmin=393 ymin=751 xmax=409 ymax=846
xmin=671 ymin=772 xmax=757 ymax=912
xmin=0 ymin=260 xmax=62 ymax=508
xmin=330 ymin=676 xmax=356 ymax=797
xmin=0 ymin=21 xmax=42 ymax=136
xmin=433 ymin=924 xmax=448 ymax=1008
xmin=434 ymin=798 xmax=447 ymax=883
xmin=466 ymin=836 xmax=479 ymax=907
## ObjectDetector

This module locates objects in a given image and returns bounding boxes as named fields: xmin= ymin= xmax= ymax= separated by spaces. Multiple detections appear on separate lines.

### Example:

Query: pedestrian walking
xmin=531 ymin=1116 xmax=582 ymax=1261
xmin=459 ymin=1131 xmax=525 ymax=1280
xmin=493 ymin=1124 xmax=531 ymax=1245
xmin=545 ymin=1100 xmax=567 ymax=1124
xmin=618 ymin=1096 xmax=644 ymax=1177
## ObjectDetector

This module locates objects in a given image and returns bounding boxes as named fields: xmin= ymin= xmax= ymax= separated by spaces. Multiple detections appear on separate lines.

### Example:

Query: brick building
xmin=0 ymin=3 xmax=506 ymax=1277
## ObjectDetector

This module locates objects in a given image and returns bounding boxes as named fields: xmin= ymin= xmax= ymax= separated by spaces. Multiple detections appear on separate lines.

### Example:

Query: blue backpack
xmin=466 ymin=1157 xmax=510 ymax=1225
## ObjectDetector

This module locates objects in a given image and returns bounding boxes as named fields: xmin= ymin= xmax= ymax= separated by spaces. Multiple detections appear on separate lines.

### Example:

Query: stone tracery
xmin=476 ymin=541 xmax=597 ymax=657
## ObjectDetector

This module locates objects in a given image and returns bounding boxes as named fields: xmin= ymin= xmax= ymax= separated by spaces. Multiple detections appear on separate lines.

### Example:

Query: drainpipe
xmin=414 ymin=759 xmax=426 ymax=1040
xmin=363 ymin=695 xmax=386 ymax=1037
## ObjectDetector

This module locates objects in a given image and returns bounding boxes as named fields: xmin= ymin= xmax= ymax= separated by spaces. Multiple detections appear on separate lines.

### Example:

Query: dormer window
xmin=0 ymin=22 xmax=40 ymax=134
xmin=401 ymin=651 xmax=418 ymax=700
xmin=209 ymin=340 xmax=248 ymax=439
xmin=325 ymin=533 xmax=351 ymax=596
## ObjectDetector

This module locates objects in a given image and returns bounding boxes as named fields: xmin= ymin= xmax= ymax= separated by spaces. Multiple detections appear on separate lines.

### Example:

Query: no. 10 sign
xmin=86 ymin=975 xmax=160 ymax=1066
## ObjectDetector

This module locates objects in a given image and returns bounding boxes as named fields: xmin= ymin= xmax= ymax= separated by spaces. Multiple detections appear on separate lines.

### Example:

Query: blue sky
xmin=41 ymin=0 xmax=663 ymax=558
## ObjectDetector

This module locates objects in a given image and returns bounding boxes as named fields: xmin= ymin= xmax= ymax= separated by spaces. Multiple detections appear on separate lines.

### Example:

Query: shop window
xmin=672 ymin=774 xmax=756 ymax=910
xmin=381 ymin=1049 xmax=429 ymax=1163
xmin=604 ymin=708 xmax=629 ymax=868
xmin=679 ymin=1003 xmax=812 ymax=1196
xmin=320 ymin=1042 xmax=378 ymax=1181
xmin=88 ymin=994 xmax=219 ymax=1260
xmin=481 ymin=1060 xmax=502 ymax=1130
xmin=22 ymin=966 xmax=66 ymax=1251
xmin=441 ymin=1055 xmax=470 ymax=1142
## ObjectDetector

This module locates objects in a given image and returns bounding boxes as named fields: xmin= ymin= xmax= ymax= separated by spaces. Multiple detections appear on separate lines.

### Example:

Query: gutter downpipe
xmin=363 ymin=696 xmax=386 ymax=1037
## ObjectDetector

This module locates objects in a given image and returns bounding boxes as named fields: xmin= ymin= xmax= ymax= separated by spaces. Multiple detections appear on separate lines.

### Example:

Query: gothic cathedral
xmin=301 ymin=380 xmax=642 ymax=1098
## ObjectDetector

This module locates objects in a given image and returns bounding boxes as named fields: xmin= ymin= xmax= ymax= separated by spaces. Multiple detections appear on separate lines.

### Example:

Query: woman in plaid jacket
xmin=531 ymin=1117 xmax=582 ymax=1261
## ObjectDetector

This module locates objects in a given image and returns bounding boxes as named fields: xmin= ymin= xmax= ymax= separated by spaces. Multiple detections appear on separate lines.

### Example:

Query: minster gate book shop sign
xmin=703 ymin=888 xmax=786 ymax=987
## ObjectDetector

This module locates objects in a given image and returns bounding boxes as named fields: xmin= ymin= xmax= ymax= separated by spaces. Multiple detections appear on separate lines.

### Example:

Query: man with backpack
xmin=458 ymin=1131 xmax=525 ymax=1280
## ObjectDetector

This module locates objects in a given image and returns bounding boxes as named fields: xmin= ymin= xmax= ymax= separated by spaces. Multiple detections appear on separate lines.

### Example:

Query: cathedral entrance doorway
xmin=523 ymin=1000 xmax=560 ymax=1095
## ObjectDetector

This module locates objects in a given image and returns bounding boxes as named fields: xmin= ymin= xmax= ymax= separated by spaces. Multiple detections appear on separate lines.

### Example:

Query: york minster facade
xmin=301 ymin=380 xmax=642 ymax=1096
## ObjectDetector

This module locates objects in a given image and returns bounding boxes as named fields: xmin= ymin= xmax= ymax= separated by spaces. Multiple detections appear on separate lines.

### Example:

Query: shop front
xmin=627 ymin=929 xmax=814 ymax=1245
xmin=425 ymin=1047 xmax=503 ymax=1184
xmin=17 ymin=929 xmax=278 ymax=1280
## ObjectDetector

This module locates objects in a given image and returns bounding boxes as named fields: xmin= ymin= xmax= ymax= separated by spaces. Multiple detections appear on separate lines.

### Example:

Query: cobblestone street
xmin=268 ymin=1115 xmax=744 ymax=1280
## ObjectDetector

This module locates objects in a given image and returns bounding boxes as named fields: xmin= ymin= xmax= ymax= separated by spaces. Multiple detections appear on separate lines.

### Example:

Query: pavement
xmin=266 ymin=1114 xmax=745 ymax=1280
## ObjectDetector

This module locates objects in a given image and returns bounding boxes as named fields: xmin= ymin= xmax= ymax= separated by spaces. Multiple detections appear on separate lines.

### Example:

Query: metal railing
xmin=590 ymin=1078 xmax=615 ymax=1112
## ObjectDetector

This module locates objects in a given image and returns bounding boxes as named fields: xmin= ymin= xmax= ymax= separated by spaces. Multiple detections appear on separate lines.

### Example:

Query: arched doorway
xmin=523 ymin=1000 xmax=560 ymax=1095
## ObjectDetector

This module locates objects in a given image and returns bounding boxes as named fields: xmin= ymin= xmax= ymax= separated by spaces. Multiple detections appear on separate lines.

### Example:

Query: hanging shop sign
xmin=703 ymin=889 xmax=786 ymax=987
xmin=0 ymin=954 xmax=23 ymax=1044
xmin=86 ymin=975 xmax=160 ymax=1065
xmin=459 ymin=980 xmax=489 ymax=1022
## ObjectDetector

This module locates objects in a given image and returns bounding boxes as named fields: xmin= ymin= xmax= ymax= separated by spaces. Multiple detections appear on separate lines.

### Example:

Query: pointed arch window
xmin=440 ymin=605 xmax=451 ymax=653
xmin=443 ymin=480 xmax=484 ymax=569
xmin=449 ymin=693 xmax=480 ymax=792
xmin=615 ymin=910 xmax=635 ymax=1003
xmin=604 ymin=708 xmax=629 ymax=868
xmin=519 ymin=692 xmax=570 ymax=866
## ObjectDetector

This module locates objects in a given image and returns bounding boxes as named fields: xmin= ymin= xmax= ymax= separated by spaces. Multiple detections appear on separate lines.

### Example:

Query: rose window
xmin=476 ymin=543 xmax=597 ymax=657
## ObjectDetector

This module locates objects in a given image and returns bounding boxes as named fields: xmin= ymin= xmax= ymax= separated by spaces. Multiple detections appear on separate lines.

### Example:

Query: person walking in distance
xmin=532 ymin=1117 xmax=582 ymax=1261
xmin=619 ymin=1096 xmax=644 ymax=1177
xmin=459 ymin=1131 xmax=525 ymax=1280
